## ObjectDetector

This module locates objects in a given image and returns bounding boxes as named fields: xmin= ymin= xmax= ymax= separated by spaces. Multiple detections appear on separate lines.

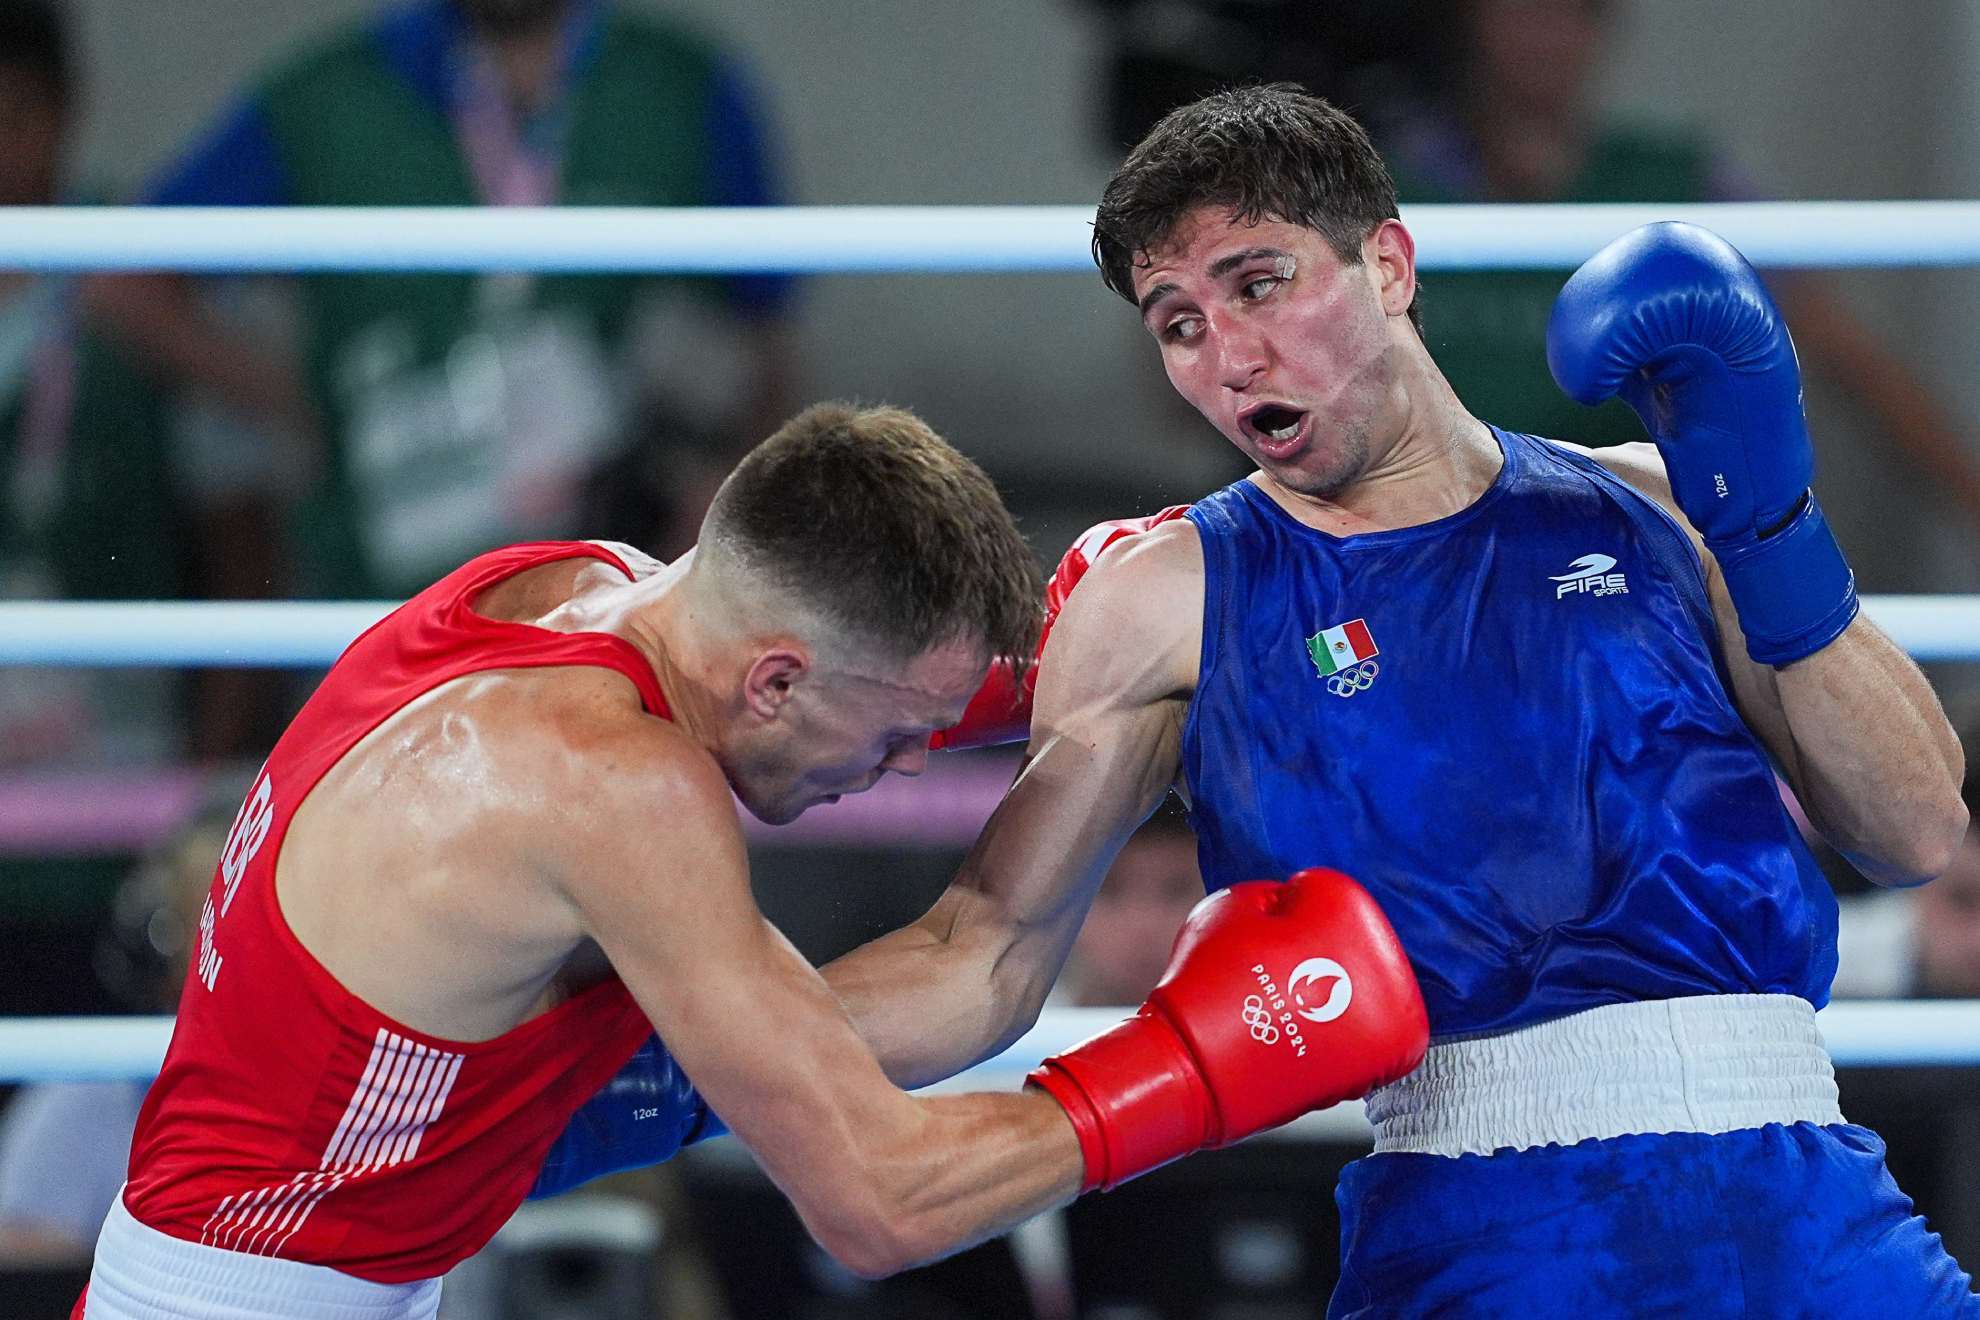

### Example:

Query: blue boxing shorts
xmin=1330 ymin=997 xmax=1979 ymax=1315
xmin=1331 ymin=1124 xmax=1978 ymax=1315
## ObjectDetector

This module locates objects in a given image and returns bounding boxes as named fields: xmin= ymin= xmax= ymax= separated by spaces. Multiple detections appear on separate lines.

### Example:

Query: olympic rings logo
xmin=1242 ymin=994 xmax=1280 ymax=1044
xmin=1325 ymin=659 xmax=1380 ymax=698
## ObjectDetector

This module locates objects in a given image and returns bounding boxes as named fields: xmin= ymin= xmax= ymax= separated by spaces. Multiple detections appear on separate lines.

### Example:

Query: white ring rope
xmin=7 ymin=1001 xmax=1977 ymax=1089
xmin=6 ymin=206 xmax=1978 ymax=1098
xmin=0 ymin=597 xmax=1964 ymax=667
xmin=3 ymin=202 xmax=1980 ymax=273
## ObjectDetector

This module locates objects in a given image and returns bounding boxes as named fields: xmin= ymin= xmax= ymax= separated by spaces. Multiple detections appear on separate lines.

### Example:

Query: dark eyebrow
xmin=1136 ymin=280 xmax=1180 ymax=320
xmin=1208 ymin=246 xmax=1290 ymax=280
xmin=1136 ymin=247 xmax=1291 ymax=321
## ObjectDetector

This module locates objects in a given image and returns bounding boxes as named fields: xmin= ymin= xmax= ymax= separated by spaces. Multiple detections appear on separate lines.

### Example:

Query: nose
xmin=1214 ymin=318 xmax=1267 ymax=392
xmin=881 ymin=737 xmax=930 ymax=778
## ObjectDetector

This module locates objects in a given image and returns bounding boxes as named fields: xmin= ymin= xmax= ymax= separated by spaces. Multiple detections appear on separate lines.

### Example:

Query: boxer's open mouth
xmin=1245 ymin=404 xmax=1306 ymax=442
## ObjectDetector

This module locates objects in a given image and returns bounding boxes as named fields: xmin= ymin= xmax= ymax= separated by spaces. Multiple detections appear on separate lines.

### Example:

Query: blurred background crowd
xmin=3 ymin=0 xmax=1980 ymax=1315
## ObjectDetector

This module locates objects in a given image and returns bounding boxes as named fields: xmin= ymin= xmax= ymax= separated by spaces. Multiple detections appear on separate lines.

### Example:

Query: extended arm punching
xmin=827 ymin=521 xmax=1430 ymax=1119
xmin=535 ymin=512 xmax=1202 ymax=1192
xmin=824 ymin=525 xmax=1205 ymax=1085
xmin=544 ymin=672 xmax=1424 ymax=1268
xmin=1549 ymin=223 xmax=1966 ymax=884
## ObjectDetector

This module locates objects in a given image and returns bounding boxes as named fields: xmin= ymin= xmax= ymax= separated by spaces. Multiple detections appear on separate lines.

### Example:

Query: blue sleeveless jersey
xmin=1181 ymin=428 xmax=1837 ymax=1035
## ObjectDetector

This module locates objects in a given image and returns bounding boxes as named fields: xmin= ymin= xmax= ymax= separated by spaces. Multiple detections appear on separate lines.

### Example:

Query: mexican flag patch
xmin=1306 ymin=618 xmax=1378 ymax=677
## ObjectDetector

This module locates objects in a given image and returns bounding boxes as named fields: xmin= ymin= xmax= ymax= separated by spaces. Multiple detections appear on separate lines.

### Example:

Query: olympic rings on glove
xmin=1242 ymin=994 xmax=1280 ymax=1044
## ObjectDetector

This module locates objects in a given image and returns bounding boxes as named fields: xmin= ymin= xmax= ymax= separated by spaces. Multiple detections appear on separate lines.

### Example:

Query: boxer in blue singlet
xmin=817 ymin=85 xmax=1978 ymax=1314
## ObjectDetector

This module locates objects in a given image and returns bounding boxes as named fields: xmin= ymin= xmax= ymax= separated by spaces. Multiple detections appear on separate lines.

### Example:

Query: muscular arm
xmin=1592 ymin=442 xmax=1966 ymax=885
xmin=824 ymin=523 xmax=1204 ymax=1087
xmin=551 ymin=719 xmax=1079 ymax=1277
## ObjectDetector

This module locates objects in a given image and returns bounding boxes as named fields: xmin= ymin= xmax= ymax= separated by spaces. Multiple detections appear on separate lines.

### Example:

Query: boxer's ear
xmin=742 ymin=646 xmax=811 ymax=720
xmin=1366 ymin=219 xmax=1417 ymax=319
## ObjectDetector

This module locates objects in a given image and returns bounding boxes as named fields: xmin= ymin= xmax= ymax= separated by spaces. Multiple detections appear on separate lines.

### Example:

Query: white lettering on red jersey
xmin=121 ymin=543 xmax=670 ymax=1284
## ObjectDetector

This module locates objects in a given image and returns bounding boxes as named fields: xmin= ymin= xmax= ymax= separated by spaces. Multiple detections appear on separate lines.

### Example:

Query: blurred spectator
xmin=1912 ymin=828 xmax=1980 ymax=999
xmin=1376 ymin=0 xmax=1980 ymax=528
xmin=91 ymin=0 xmax=798 ymax=601
xmin=1833 ymin=759 xmax=1980 ymax=1000
xmin=1057 ymin=804 xmax=1205 ymax=1006
xmin=1 ymin=0 xmax=187 ymax=767
xmin=0 ymin=791 xmax=233 ymax=1265
xmin=1 ymin=0 xmax=284 ymax=762
xmin=1076 ymin=0 xmax=1434 ymax=154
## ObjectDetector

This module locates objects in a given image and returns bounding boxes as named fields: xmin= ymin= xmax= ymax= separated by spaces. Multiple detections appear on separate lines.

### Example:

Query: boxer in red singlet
xmin=78 ymin=403 xmax=1428 ymax=1319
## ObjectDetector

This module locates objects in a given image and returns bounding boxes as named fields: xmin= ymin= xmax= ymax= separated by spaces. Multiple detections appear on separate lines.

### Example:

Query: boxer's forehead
xmin=832 ymin=636 xmax=991 ymax=726
xmin=1130 ymin=206 xmax=1340 ymax=311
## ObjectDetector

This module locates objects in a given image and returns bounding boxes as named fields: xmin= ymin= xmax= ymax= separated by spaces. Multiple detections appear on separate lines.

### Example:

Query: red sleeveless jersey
xmin=122 ymin=543 xmax=665 ymax=1283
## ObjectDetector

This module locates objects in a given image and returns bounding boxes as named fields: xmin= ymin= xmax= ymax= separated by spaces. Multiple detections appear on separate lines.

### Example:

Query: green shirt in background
xmin=152 ymin=2 xmax=791 ymax=598
xmin=1389 ymin=124 xmax=1722 ymax=447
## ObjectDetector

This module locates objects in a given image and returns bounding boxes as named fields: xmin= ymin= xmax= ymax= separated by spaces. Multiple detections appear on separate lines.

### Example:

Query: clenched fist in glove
xmin=1547 ymin=221 xmax=1858 ymax=665
xmin=1029 ymin=867 xmax=1428 ymax=1191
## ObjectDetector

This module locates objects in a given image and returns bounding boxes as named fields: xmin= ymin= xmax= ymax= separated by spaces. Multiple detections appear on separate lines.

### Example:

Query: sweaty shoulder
xmin=518 ymin=676 xmax=744 ymax=905
xmin=526 ymin=672 xmax=725 ymax=809
xmin=1041 ymin=517 xmax=1204 ymax=717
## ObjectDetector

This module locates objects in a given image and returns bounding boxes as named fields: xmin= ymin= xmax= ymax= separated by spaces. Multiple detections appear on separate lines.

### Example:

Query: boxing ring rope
xmin=6 ymin=201 xmax=1980 ymax=1104
xmin=5 ymin=201 xmax=1980 ymax=272
xmin=12 ymin=1002 xmax=1980 ymax=1144
xmin=8 ymin=999 xmax=1980 ymax=1083
xmin=2 ymin=594 xmax=1976 ymax=665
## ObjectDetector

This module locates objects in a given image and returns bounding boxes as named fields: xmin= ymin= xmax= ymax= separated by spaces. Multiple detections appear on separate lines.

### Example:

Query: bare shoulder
xmin=536 ymin=680 xmax=731 ymax=821
xmin=478 ymin=672 xmax=743 ymax=883
xmin=1558 ymin=438 xmax=1668 ymax=496
xmin=1049 ymin=516 xmax=1203 ymax=705
xmin=1073 ymin=516 xmax=1203 ymax=626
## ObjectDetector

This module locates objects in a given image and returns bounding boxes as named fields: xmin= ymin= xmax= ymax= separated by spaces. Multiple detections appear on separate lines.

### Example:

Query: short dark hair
xmin=1093 ymin=83 xmax=1420 ymax=333
xmin=705 ymin=402 xmax=1042 ymax=675
xmin=0 ymin=0 xmax=71 ymax=106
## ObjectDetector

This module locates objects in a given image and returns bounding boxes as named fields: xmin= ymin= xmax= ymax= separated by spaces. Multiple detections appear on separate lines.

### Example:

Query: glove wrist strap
xmin=1708 ymin=489 xmax=1859 ymax=666
xmin=1027 ymin=1013 xmax=1211 ymax=1192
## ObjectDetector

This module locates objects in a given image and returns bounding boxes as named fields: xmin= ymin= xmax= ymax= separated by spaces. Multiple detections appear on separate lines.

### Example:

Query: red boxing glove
xmin=1029 ymin=868 xmax=1428 ymax=1192
xmin=931 ymin=506 xmax=1192 ymax=750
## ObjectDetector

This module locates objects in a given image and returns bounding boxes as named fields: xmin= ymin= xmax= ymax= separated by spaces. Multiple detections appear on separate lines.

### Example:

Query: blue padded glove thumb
xmin=1546 ymin=221 xmax=1857 ymax=665
xmin=528 ymin=1033 xmax=725 ymax=1200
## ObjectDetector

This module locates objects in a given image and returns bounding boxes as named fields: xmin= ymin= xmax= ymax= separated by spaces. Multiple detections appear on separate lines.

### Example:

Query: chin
xmin=1278 ymin=440 xmax=1370 ymax=500
xmin=731 ymin=782 xmax=802 ymax=827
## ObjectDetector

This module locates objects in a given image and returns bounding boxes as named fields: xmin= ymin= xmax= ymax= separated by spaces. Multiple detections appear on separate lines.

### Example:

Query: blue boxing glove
xmin=1546 ymin=221 xmax=1858 ymax=665
xmin=528 ymin=1033 xmax=726 ymax=1199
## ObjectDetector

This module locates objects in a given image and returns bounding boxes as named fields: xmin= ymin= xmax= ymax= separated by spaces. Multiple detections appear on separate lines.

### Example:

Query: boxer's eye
xmin=1161 ymin=314 xmax=1203 ymax=344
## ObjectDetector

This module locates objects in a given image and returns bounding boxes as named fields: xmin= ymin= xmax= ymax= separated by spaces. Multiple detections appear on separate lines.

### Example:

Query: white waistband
xmin=85 ymin=1192 xmax=442 ymax=1320
xmin=1366 ymin=994 xmax=1844 ymax=1158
